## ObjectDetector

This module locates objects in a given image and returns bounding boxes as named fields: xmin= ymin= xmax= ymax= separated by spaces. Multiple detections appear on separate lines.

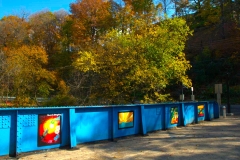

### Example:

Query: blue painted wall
xmin=0 ymin=111 xmax=16 ymax=157
xmin=15 ymin=109 xmax=70 ymax=155
xmin=183 ymin=103 xmax=195 ymax=126
xmin=0 ymin=101 xmax=219 ymax=157
xmin=208 ymin=102 xmax=215 ymax=120
xmin=144 ymin=104 xmax=165 ymax=132
xmin=75 ymin=107 xmax=111 ymax=143
xmin=213 ymin=102 xmax=220 ymax=118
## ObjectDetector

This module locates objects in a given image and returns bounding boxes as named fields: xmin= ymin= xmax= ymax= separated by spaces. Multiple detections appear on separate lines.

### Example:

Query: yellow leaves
xmin=7 ymin=45 xmax=48 ymax=67
xmin=57 ymin=80 xmax=70 ymax=95
xmin=182 ymin=77 xmax=192 ymax=88
xmin=70 ymin=14 xmax=193 ymax=104
xmin=73 ymin=51 xmax=99 ymax=72
xmin=141 ymin=93 xmax=171 ymax=104
xmin=5 ymin=45 xmax=57 ymax=105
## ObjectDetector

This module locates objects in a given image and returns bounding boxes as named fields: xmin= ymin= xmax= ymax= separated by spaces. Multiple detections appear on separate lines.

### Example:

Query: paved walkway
xmin=2 ymin=115 xmax=240 ymax=160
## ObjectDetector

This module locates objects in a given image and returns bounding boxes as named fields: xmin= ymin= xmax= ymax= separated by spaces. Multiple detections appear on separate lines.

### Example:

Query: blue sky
xmin=0 ymin=0 xmax=76 ymax=19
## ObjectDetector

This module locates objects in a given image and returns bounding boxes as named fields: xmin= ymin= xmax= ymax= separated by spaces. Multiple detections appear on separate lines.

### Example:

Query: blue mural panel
xmin=144 ymin=105 xmax=164 ymax=132
xmin=213 ymin=102 xmax=220 ymax=118
xmin=75 ymin=108 xmax=111 ymax=143
xmin=208 ymin=103 xmax=214 ymax=120
xmin=183 ymin=104 xmax=195 ymax=125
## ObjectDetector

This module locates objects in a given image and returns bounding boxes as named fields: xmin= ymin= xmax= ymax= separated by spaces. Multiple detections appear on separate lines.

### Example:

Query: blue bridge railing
xmin=0 ymin=101 xmax=219 ymax=157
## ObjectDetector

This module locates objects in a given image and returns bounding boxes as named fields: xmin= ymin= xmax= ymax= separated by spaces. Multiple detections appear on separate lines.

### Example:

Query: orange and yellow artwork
xmin=38 ymin=114 xmax=61 ymax=146
xmin=170 ymin=107 xmax=178 ymax=124
xmin=118 ymin=111 xmax=134 ymax=129
xmin=198 ymin=105 xmax=204 ymax=117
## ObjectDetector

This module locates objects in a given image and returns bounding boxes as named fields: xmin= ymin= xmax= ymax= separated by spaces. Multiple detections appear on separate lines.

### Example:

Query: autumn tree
xmin=0 ymin=16 xmax=29 ymax=49
xmin=66 ymin=0 xmax=118 ymax=104
xmin=73 ymin=17 xmax=192 ymax=104
xmin=0 ymin=50 xmax=11 ymax=104
xmin=28 ymin=11 xmax=69 ymax=68
xmin=6 ymin=45 xmax=56 ymax=106
xmin=175 ymin=0 xmax=226 ymax=28
xmin=70 ymin=0 xmax=115 ymax=48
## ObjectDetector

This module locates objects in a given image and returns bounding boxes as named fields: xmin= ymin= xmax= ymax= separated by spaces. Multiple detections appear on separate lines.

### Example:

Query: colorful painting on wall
xmin=170 ymin=107 xmax=178 ymax=124
xmin=38 ymin=114 xmax=61 ymax=146
xmin=198 ymin=105 xmax=204 ymax=117
xmin=118 ymin=111 xmax=134 ymax=129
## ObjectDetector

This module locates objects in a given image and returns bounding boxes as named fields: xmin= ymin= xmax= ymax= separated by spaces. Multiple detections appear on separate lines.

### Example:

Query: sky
xmin=0 ymin=0 xmax=76 ymax=19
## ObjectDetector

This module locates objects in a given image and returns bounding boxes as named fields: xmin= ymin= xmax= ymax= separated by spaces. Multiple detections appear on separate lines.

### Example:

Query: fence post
xmin=111 ymin=107 xmax=115 ymax=141
xmin=69 ymin=108 xmax=76 ymax=148
xmin=11 ymin=110 xmax=17 ymax=157
xmin=181 ymin=103 xmax=186 ymax=126
xmin=140 ymin=105 xmax=147 ymax=135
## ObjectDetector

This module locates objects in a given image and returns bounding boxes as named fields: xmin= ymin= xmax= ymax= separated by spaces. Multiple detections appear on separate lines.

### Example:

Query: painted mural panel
xmin=118 ymin=111 xmax=134 ymax=129
xmin=198 ymin=105 xmax=204 ymax=117
xmin=38 ymin=114 xmax=61 ymax=146
xmin=170 ymin=107 xmax=178 ymax=124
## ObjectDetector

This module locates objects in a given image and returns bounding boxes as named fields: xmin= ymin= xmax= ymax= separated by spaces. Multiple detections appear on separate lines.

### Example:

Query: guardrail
xmin=0 ymin=101 xmax=219 ymax=157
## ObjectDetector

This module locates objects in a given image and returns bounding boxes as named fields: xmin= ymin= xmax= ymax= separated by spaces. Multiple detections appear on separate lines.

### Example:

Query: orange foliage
xmin=0 ymin=16 xmax=29 ymax=49
xmin=70 ymin=0 xmax=113 ymax=46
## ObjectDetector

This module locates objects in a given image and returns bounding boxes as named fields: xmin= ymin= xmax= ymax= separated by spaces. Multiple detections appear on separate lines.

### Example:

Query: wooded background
xmin=0 ymin=0 xmax=239 ymax=106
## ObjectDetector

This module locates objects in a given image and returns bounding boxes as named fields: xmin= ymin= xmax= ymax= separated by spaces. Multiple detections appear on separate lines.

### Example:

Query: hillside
xmin=185 ymin=22 xmax=240 ymax=103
